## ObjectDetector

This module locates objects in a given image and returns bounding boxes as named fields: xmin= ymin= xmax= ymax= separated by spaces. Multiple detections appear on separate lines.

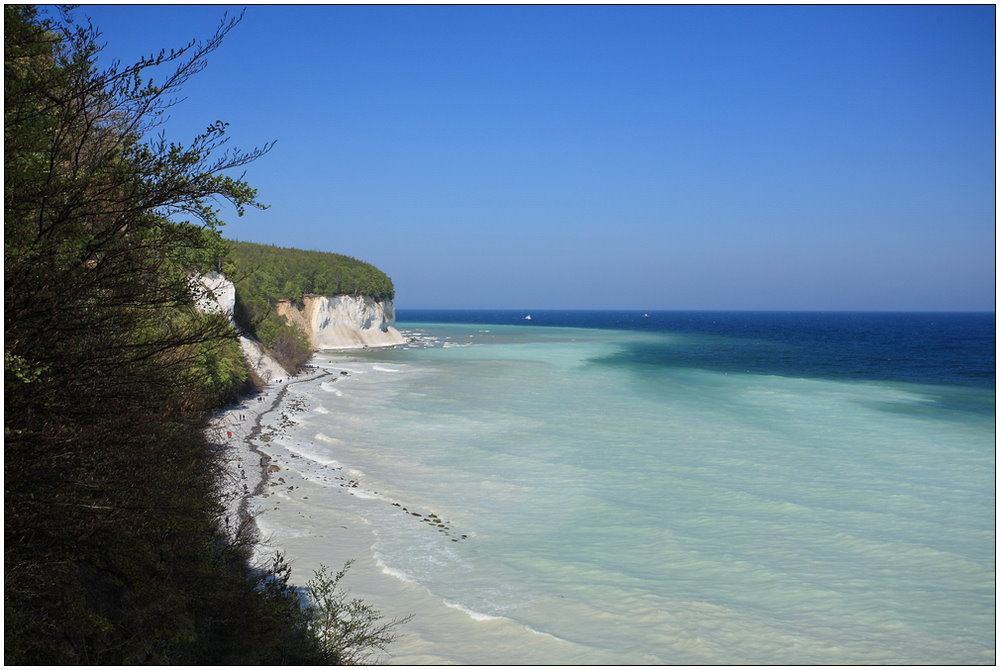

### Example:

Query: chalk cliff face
xmin=191 ymin=270 xmax=236 ymax=323
xmin=192 ymin=271 xmax=289 ymax=380
xmin=276 ymin=295 xmax=405 ymax=350
xmin=193 ymin=272 xmax=403 ymax=379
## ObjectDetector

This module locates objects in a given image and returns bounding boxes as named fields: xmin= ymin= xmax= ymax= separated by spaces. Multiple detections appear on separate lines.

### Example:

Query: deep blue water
xmin=399 ymin=310 xmax=996 ymax=391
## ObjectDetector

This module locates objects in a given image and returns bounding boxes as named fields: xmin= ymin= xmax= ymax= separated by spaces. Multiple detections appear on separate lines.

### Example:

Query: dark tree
xmin=4 ymin=6 xmax=327 ymax=663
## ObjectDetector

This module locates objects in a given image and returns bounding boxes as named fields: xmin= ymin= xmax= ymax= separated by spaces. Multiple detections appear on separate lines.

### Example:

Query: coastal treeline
xmin=228 ymin=240 xmax=395 ymax=369
xmin=4 ymin=6 xmax=397 ymax=663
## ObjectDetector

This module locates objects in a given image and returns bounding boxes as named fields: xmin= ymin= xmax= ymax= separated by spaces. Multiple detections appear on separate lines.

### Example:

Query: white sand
xmin=208 ymin=341 xmax=401 ymax=542
xmin=209 ymin=382 xmax=282 ymax=538
xmin=208 ymin=364 xmax=332 ymax=541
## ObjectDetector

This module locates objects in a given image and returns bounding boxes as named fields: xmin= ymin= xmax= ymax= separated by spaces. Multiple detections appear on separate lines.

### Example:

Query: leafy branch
xmin=306 ymin=561 xmax=414 ymax=665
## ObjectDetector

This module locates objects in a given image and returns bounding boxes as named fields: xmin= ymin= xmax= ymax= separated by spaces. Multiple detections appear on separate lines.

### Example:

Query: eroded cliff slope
xmin=276 ymin=294 xmax=404 ymax=350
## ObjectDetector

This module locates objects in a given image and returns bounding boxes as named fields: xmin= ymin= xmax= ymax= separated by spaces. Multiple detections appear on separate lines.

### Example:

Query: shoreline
xmin=242 ymin=368 xmax=332 ymax=528
xmin=208 ymin=343 xmax=399 ymax=546
xmin=209 ymin=373 xmax=298 ymax=542
xmin=233 ymin=338 xmax=625 ymax=665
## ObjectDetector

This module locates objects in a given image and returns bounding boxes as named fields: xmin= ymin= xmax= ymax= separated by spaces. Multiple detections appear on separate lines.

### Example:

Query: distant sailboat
xmin=524 ymin=314 xmax=532 ymax=320
xmin=642 ymin=313 xmax=650 ymax=318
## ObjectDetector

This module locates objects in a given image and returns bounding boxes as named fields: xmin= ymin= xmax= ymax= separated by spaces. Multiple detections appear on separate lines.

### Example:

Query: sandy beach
xmin=208 ymin=365 xmax=332 ymax=543
xmin=206 ymin=338 xmax=402 ymax=547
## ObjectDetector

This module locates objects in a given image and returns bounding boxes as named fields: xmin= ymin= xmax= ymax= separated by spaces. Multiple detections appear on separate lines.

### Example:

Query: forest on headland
xmin=227 ymin=240 xmax=395 ymax=370
xmin=5 ymin=6 xmax=401 ymax=663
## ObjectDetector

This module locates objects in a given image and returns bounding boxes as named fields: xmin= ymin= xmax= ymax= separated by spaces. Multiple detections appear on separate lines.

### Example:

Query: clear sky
xmin=73 ymin=4 xmax=994 ymax=310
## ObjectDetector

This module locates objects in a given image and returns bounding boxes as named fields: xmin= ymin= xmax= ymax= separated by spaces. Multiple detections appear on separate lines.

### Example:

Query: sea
xmin=250 ymin=310 xmax=995 ymax=665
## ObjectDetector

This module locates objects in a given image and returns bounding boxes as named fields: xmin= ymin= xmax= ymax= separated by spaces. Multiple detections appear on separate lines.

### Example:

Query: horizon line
xmin=395 ymin=307 xmax=996 ymax=314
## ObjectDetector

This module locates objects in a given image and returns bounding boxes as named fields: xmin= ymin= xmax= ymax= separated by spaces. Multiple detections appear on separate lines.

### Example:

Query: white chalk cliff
xmin=191 ymin=270 xmax=236 ymax=319
xmin=192 ymin=271 xmax=404 ymax=380
xmin=191 ymin=270 xmax=288 ymax=381
xmin=276 ymin=294 xmax=405 ymax=350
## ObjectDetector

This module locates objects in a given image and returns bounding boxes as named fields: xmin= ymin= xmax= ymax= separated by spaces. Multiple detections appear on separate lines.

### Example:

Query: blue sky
xmin=75 ymin=4 xmax=994 ymax=310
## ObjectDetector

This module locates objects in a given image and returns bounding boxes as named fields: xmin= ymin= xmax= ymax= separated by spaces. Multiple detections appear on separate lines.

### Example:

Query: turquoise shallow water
xmin=256 ymin=313 xmax=994 ymax=664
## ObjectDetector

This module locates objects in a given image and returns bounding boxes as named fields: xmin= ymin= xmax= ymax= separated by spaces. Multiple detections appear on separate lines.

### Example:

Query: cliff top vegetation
xmin=227 ymin=239 xmax=394 ymax=305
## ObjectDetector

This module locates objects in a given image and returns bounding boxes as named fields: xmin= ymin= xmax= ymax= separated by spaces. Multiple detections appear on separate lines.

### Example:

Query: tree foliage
xmin=3 ymin=6 xmax=370 ymax=663
xmin=228 ymin=239 xmax=395 ymax=313
xmin=306 ymin=561 xmax=413 ymax=665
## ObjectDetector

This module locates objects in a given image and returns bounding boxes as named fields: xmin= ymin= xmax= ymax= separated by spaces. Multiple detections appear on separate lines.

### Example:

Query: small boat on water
xmin=524 ymin=314 xmax=532 ymax=320
xmin=642 ymin=313 xmax=650 ymax=318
